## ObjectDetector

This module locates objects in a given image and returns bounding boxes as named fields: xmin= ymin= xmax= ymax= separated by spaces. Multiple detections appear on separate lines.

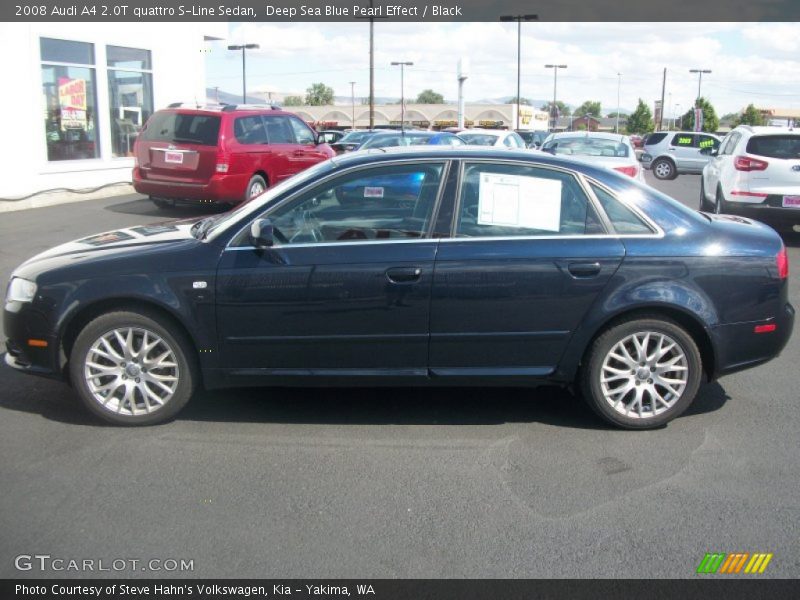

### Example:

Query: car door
xmin=428 ymin=160 xmax=625 ymax=377
xmin=215 ymin=160 xmax=448 ymax=380
xmin=262 ymin=114 xmax=304 ymax=182
xmin=669 ymin=133 xmax=698 ymax=171
xmin=287 ymin=116 xmax=331 ymax=172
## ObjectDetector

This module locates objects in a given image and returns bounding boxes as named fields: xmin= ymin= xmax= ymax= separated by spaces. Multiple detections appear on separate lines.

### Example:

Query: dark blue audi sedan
xmin=3 ymin=147 xmax=794 ymax=428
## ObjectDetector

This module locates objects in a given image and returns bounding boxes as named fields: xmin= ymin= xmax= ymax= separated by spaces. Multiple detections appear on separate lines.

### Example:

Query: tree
xmin=283 ymin=96 xmax=304 ymax=106
xmin=416 ymin=89 xmax=445 ymax=104
xmin=304 ymin=82 xmax=334 ymax=106
xmin=541 ymin=101 xmax=571 ymax=116
xmin=625 ymin=98 xmax=654 ymax=134
xmin=736 ymin=103 xmax=767 ymax=126
xmin=606 ymin=112 xmax=625 ymax=119
xmin=509 ymin=96 xmax=531 ymax=106
xmin=680 ymin=97 xmax=719 ymax=133
xmin=574 ymin=101 xmax=602 ymax=118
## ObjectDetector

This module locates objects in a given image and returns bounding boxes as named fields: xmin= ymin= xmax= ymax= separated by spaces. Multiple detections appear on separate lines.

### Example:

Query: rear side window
xmin=590 ymin=184 xmax=654 ymax=235
xmin=456 ymin=162 xmax=604 ymax=237
xmin=671 ymin=134 xmax=695 ymax=147
xmin=746 ymin=135 xmax=800 ymax=159
xmin=644 ymin=132 xmax=667 ymax=146
xmin=234 ymin=116 xmax=267 ymax=145
xmin=140 ymin=112 xmax=220 ymax=145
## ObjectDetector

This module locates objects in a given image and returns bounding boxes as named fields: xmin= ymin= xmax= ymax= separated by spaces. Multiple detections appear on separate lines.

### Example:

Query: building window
xmin=107 ymin=46 xmax=153 ymax=157
xmin=40 ymin=38 xmax=100 ymax=161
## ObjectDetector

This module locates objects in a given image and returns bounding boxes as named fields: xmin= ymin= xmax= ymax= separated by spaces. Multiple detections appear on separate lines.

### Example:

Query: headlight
xmin=6 ymin=277 xmax=37 ymax=303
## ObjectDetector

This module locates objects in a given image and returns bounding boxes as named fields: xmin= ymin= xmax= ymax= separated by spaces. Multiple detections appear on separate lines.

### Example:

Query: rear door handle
xmin=567 ymin=262 xmax=602 ymax=278
xmin=386 ymin=267 xmax=422 ymax=284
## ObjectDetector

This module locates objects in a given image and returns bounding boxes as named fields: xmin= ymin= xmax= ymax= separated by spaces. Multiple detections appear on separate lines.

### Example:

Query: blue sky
xmin=205 ymin=22 xmax=800 ymax=116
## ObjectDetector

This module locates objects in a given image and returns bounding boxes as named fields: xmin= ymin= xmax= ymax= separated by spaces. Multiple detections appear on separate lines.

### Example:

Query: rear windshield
xmin=746 ymin=135 xmax=800 ymax=159
xmin=542 ymin=137 xmax=630 ymax=158
xmin=140 ymin=111 xmax=221 ymax=146
xmin=460 ymin=133 xmax=499 ymax=146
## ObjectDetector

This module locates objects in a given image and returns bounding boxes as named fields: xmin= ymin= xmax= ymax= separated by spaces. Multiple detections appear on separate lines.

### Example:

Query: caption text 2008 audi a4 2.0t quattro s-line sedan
xmin=4 ymin=147 xmax=794 ymax=428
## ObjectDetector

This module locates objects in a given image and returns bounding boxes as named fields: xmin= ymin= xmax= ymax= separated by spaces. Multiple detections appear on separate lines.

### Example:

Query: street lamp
xmin=689 ymin=69 xmax=711 ymax=106
xmin=349 ymin=81 xmax=356 ymax=129
xmin=545 ymin=64 xmax=567 ymax=131
xmin=615 ymin=72 xmax=622 ymax=133
xmin=227 ymin=43 xmax=260 ymax=103
xmin=391 ymin=61 xmax=413 ymax=130
xmin=500 ymin=14 xmax=538 ymax=130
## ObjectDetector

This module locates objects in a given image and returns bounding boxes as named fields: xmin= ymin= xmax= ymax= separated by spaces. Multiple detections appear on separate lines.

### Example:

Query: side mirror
xmin=250 ymin=218 xmax=274 ymax=249
xmin=700 ymin=146 xmax=718 ymax=156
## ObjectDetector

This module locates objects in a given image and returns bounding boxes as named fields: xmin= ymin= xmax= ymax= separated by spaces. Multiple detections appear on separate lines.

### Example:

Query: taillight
xmin=613 ymin=165 xmax=638 ymax=178
xmin=215 ymin=151 xmax=229 ymax=173
xmin=734 ymin=155 xmax=768 ymax=171
xmin=777 ymin=246 xmax=789 ymax=279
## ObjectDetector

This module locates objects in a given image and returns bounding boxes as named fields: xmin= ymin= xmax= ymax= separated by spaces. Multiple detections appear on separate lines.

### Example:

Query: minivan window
xmin=289 ymin=118 xmax=316 ymax=144
xmin=234 ymin=116 xmax=267 ymax=145
xmin=263 ymin=115 xmax=296 ymax=144
xmin=746 ymin=135 xmax=800 ymax=159
xmin=140 ymin=112 xmax=221 ymax=146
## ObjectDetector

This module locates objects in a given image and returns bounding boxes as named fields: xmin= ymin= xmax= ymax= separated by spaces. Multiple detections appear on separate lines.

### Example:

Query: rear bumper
xmin=132 ymin=168 xmax=248 ymax=203
xmin=712 ymin=302 xmax=795 ymax=377
xmin=722 ymin=195 xmax=800 ymax=232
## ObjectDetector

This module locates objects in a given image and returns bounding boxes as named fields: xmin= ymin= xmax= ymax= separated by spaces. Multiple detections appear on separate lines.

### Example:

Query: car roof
xmin=736 ymin=125 xmax=798 ymax=135
xmin=459 ymin=129 xmax=509 ymax=135
xmin=159 ymin=104 xmax=297 ymax=118
xmin=546 ymin=131 xmax=629 ymax=143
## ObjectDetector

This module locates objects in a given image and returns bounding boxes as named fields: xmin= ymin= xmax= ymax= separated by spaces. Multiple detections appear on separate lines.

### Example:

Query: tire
xmin=69 ymin=310 xmax=197 ymax=426
xmin=714 ymin=187 xmax=725 ymax=214
xmin=245 ymin=174 xmax=267 ymax=202
xmin=580 ymin=316 xmax=703 ymax=429
xmin=699 ymin=179 xmax=712 ymax=211
xmin=151 ymin=197 xmax=172 ymax=209
xmin=651 ymin=158 xmax=676 ymax=180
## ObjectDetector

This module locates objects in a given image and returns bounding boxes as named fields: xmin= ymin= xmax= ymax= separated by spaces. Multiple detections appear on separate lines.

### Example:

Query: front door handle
xmin=386 ymin=267 xmax=422 ymax=284
xmin=567 ymin=262 xmax=602 ymax=278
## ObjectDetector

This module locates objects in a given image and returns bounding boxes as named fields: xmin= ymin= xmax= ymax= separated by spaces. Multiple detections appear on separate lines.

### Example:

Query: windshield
xmin=460 ymin=133 xmax=499 ymax=146
xmin=338 ymin=131 xmax=374 ymax=145
xmin=205 ymin=160 xmax=337 ymax=240
xmin=542 ymin=137 xmax=630 ymax=158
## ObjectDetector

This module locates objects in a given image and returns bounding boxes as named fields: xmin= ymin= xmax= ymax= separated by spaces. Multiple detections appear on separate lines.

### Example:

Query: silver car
xmin=641 ymin=131 xmax=722 ymax=180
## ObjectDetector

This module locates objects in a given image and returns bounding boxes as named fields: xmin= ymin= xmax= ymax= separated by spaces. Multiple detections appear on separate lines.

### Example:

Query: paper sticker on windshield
xmin=79 ymin=231 xmax=135 ymax=246
xmin=364 ymin=187 xmax=384 ymax=198
xmin=477 ymin=173 xmax=562 ymax=232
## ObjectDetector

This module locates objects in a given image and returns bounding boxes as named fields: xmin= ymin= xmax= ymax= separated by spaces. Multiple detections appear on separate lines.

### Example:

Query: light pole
xmin=675 ymin=103 xmax=682 ymax=130
xmin=391 ymin=61 xmax=413 ymax=130
xmin=500 ymin=14 xmax=538 ymax=130
xmin=545 ymin=64 xmax=567 ymax=131
xmin=349 ymin=81 xmax=356 ymax=129
xmin=689 ymin=69 xmax=711 ymax=106
xmin=227 ymin=43 xmax=260 ymax=103
xmin=615 ymin=72 xmax=622 ymax=133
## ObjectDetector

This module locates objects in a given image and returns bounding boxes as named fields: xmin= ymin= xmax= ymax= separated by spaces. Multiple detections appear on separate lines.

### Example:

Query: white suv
xmin=701 ymin=125 xmax=800 ymax=231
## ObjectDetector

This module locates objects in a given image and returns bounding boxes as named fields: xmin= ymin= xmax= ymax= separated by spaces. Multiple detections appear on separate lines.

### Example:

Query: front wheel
xmin=70 ymin=310 xmax=197 ymax=425
xmin=580 ymin=317 xmax=702 ymax=429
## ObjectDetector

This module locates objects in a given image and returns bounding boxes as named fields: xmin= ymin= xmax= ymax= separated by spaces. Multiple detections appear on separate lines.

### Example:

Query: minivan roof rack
xmin=221 ymin=103 xmax=283 ymax=112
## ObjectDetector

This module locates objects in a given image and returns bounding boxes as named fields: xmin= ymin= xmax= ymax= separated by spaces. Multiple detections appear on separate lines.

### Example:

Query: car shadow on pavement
xmin=103 ymin=196 xmax=227 ymax=219
xmin=0 ymin=367 xmax=730 ymax=430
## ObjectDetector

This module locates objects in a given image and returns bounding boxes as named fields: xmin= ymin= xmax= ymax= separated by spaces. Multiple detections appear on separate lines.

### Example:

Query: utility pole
xmin=658 ymin=67 xmax=666 ymax=131
xmin=391 ymin=61 xmax=413 ymax=130
xmin=615 ymin=72 xmax=621 ymax=133
xmin=545 ymin=64 xmax=567 ymax=131
xmin=500 ymin=14 xmax=538 ymax=130
xmin=227 ymin=44 xmax=260 ymax=103
xmin=457 ymin=58 xmax=469 ymax=129
xmin=689 ymin=68 xmax=712 ymax=106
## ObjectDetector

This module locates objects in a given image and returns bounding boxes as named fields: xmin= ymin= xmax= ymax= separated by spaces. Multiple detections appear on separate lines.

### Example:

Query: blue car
xmin=4 ymin=147 xmax=793 ymax=428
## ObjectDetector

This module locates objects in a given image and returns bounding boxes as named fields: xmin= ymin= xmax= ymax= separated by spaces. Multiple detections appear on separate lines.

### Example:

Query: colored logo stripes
xmin=697 ymin=552 xmax=773 ymax=574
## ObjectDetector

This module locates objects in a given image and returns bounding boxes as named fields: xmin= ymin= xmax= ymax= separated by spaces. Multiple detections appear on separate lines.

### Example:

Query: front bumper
xmin=3 ymin=303 xmax=63 ymax=380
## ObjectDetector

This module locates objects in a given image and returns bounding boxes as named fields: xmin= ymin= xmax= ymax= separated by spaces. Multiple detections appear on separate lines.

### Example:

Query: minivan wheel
xmin=651 ymin=158 xmax=676 ymax=180
xmin=70 ymin=310 xmax=196 ymax=426
xmin=246 ymin=175 xmax=267 ymax=201
xmin=580 ymin=317 xmax=702 ymax=429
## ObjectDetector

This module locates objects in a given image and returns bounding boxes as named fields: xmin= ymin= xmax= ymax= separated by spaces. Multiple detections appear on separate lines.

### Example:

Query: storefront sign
xmin=58 ymin=77 xmax=87 ymax=130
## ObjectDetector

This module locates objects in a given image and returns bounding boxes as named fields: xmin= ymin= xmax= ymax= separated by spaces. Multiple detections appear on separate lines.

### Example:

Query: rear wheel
xmin=700 ymin=179 xmax=712 ymax=211
xmin=70 ymin=310 xmax=197 ymax=426
xmin=652 ymin=158 xmax=676 ymax=180
xmin=715 ymin=187 xmax=725 ymax=214
xmin=245 ymin=174 xmax=267 ymax=202
xmin=580 ymin=316 xmax=702 ymax=429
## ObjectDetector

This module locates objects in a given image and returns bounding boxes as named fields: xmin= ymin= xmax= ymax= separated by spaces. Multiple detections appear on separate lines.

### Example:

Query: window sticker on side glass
xmin=477 ymin=173 xmax=562 ymax=232
xmin=364 ymin=186 xmax=384 ymax=198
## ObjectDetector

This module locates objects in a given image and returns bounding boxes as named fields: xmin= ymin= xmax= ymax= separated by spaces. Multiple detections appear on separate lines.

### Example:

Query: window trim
xmin=225 ymin=158 xmax=452 ymax=250
xmin=583 ymin=178 xmax=659 ymax=236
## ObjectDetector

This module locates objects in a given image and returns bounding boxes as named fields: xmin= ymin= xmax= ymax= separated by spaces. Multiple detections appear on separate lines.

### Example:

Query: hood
xmin=13 ymin=219 xmax=202 ymax=280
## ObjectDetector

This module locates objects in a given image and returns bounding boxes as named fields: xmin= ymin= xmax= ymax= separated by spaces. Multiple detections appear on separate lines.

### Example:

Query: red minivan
xmin=132 ymin=104 xmax=335 ymax=208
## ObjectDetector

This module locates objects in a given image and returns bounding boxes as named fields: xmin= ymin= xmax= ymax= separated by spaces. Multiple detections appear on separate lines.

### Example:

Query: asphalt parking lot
xmin=1 ymin=172 xmax=799 ymax=579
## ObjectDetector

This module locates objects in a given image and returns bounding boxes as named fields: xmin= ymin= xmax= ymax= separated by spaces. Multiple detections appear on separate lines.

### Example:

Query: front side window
xmin=107 ymin=46 xmax=153 ymax=157
xmin=456 ymin=162 xmax=603 ymax=238
xmin=718 ymin=132 xmax=738 ymax=156
xmin=260 ymin=163 xmax=445 ymax=245
xmin=288 ymin=118 xmax=316 ymax=144
xmin=41 ymin=38 xmax=100 ymax=161
xmin=671 ymin=134 xmax=695 ymax=148
xmin=698 ymin=135 xmax=719 ymax=151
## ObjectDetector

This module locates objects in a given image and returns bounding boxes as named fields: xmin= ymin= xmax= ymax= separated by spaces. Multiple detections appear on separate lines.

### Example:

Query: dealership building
xmin=0 ymin=22 xmax=226 ymax=207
